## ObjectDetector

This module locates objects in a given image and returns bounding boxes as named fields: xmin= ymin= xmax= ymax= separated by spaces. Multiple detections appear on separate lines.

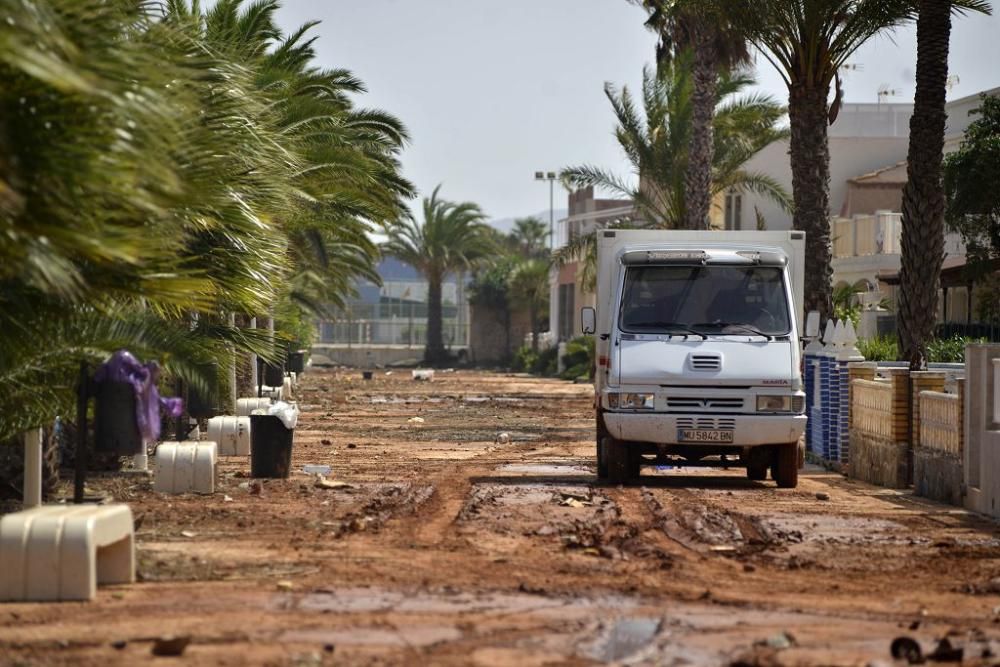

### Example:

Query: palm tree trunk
xmin=788 ymin=83 xmax=834 ymax=321
xmin=684 ymin=35 xmax=717 ymax=231
xmin=530 ymin=303 xmax=539 ymax=353
xmin=898 ymin=0 xmax=952 ymax=371
xmin=425 ymin=277 xmax=445 ymax=365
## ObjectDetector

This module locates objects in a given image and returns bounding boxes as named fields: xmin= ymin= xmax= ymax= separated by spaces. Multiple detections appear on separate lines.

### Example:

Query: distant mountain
xmin=487 ymin=209 xmax=568 ymax=235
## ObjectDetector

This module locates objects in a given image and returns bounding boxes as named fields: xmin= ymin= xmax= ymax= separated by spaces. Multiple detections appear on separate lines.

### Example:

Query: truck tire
xmin=772 ymin=443 xmax=798 ymax=488
xmin=747 ymin=461 xmax=768 ymax=481
xmin=596 ymin=411 xmax=609 ymax=480
xmin=746 ymin=447 xmax=769 ymax=481
xmin=605 ymin=436 xmax=640 ymax=484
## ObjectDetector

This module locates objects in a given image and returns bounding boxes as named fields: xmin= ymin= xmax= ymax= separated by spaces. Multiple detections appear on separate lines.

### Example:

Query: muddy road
xmin=4 ymin=369 xmax=1000 ymax=666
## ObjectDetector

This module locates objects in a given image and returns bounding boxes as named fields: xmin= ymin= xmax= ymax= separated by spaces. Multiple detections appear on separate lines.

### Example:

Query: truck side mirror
xmin=581 ymin=307 xmax=596 ymax=335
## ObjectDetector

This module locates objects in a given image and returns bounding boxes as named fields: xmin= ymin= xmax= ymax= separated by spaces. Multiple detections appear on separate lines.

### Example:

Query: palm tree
xmin=0 ymin=0 xmax=286 ymax=440
xmin=511 ymin=217 xmax=550 ymax=258
xmin=557 ymin=60 xmax=790 ymax=291
xmin=383 ymin=187 xmax=494 ymax=365
xmin=897 ymin=0 xmax=991 ymax=369
xmin=716 ymin=2 xmax=920 ymax=321
xmin=508 ymin=259 xmax=551 ymax=352
xmin=631 ymin=1 xmax=752 ymax=230
xmin=0 ymin=0 xmax=412 ymax=446
xmin=164 ymin=0 xmax=415 ymax=395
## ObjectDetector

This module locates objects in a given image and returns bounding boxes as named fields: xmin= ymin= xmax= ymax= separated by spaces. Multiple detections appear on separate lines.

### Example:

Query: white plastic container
xmin=154 ymin=441 xmax=217 ymax=494
xmin=206 ymin=416 xmax=251 ymax=456
xmin=236 ymin=397 xmax=272 ymax=417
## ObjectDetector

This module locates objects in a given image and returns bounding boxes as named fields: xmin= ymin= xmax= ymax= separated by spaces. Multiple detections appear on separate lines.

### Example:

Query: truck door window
xmin=619 ymin=265 xmax=791 ymax=336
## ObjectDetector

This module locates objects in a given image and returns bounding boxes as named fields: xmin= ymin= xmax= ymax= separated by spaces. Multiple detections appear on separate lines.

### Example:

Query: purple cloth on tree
xmin=95 ymin=350 xmax=183 ymax=442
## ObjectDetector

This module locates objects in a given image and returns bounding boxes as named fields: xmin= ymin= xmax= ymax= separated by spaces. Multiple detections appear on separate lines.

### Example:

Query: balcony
xmin=833 ymin=211 xmax=965 ymax=259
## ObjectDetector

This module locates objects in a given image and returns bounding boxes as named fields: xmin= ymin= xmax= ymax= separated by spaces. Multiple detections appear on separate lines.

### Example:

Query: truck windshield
xmin=619 ymin=264 xmax=791 ymax=336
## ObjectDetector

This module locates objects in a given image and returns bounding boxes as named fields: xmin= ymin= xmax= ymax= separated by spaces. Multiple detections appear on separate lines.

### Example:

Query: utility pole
xmin=535 ymin=171 xmax=557 ymax=251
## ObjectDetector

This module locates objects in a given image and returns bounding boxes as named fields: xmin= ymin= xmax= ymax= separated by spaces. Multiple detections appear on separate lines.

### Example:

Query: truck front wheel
xmin=772 ymin=443 xmax=799 ymax=488
xmin=604 ymin=436 xmax=640 ymax=483
xmin=596 ymin=411 xmax=609 ymax=479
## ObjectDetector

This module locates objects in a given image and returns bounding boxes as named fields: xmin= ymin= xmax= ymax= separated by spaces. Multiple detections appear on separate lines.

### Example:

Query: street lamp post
xmin=535 ymin=171 xmax=557 ymax=251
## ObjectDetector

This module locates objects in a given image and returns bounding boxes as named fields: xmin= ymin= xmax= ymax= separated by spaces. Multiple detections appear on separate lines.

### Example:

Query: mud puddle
xmin=495 ymin=463 xmax=592 ymax=476
xmin=273 ymin=586 xmax=640 ymax=616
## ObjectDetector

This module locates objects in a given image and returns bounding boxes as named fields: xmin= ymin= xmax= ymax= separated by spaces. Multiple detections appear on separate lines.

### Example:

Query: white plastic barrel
xmin=154 ymin=441 xmax=217 ymax=494
xmin=236 ymin=397 xmax=271 ymax=417
xmin=207 ymin=416 xmax=251 ymax=456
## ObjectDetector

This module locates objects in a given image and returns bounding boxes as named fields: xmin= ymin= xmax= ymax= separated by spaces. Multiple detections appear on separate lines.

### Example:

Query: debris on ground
xmin=890 ymin=636 xmax=923 ymax=664
xmin=314 ymin=477 xmax=352 ymax=490
xmin=152 ymin=635 xmax=191 ymax=657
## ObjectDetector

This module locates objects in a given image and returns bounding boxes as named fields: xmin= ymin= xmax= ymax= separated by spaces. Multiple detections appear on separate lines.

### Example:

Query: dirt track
xmin=4 ymin=369 xmax=1000 ymax=666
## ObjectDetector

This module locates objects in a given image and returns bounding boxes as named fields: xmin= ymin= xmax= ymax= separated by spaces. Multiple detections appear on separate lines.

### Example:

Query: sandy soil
xmin=3 ymin=369 xmax=1000 ymax=666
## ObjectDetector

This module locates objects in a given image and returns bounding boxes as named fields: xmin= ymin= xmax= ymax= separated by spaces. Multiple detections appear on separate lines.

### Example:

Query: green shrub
xmin=856 ymin=334 xmax=983 ymax=363
xmin=927 ymin=336 xmax=985 ymax=363
xmin=857 ymin=335 xmax=898 ymax=361
xmin=512 ymin=346 xmax=537 ymax=373
xmin=513 ymin=345 xmax=558 ymax=376
xmin=560 ymin=336 xmax=595 ymax=380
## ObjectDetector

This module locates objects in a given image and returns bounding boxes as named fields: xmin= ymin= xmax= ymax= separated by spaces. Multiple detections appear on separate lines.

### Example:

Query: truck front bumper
xmin=602 ymin=413 xmax=806 ymax=446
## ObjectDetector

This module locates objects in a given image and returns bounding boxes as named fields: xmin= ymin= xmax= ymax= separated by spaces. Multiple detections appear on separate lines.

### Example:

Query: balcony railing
xmin=833 ymin=212 xmax=965 ymax=259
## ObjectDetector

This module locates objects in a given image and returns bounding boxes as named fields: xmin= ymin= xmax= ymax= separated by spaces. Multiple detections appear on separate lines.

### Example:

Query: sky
xmin=274 ymin=1 xmax=1000 ymax=223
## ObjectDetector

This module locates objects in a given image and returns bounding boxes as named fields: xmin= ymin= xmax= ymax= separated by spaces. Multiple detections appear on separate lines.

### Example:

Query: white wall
xmin=740 ymin=136 xmax=910 ymax=231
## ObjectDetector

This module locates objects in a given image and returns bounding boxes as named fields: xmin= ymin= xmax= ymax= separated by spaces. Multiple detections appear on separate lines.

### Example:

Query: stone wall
xmin=849 ymin=432 xmax=911 ymax=489
xmin=848 ymin=371 xmax=911 ymax=488
xmin=469 ymin=304 xmax=532 ymax=366
xmin=914 ymin=448 xmax=964 ymax=506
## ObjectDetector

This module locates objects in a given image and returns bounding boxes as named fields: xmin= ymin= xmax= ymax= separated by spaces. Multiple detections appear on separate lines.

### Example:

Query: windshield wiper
xmin=692 ymin=322 xmax=774 ymax=340
xmin=626 ymin=322 xmax=706 ymax=339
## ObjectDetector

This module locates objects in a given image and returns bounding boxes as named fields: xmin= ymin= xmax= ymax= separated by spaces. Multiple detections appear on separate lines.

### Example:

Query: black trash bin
xmin=94 ymin=380 xmax=143 ymax=455
xmin=250 ymin=414 xmax=293 ymax=478
xmin=263 ymin=362 xmax=285 ymax=387
xmin=287 ymin=351 xmax=305 ymax=374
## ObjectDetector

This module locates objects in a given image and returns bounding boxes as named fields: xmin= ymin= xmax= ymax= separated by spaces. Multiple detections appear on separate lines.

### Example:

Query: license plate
xmin=678 ymin=429 xmax=734 ymax=443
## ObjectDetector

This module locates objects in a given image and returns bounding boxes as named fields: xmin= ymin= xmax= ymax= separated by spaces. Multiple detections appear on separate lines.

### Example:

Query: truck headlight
xmin=757 ymin=395 xmax=792 ymax=412
xmin=607 ymin=393 xmax=654 ymax=410
xmin=756 ymin=395 xmax=805 ymax=413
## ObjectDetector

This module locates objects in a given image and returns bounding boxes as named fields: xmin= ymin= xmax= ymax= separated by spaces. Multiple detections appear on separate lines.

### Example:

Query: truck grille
xmin=689 ymin=353 xmax=722 ymax=371
xmin=677 ymin=417 xmax=736 ymax=430
xmin=666 ymin=397 xmax=744 ymax=411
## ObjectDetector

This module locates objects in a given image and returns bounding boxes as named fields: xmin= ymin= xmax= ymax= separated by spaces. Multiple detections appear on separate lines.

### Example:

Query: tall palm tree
xmin=383 ymin=187 xmax=493 ymax=365
xmin=557 ymin=60 xmax=790 ymax=291
xmin=511 ymin=217 xmax=550 ymax=258
xmin=631 ymin=1 xmax=752 ymax=230
xmin=0 ymin=0 xmax=286 ymax=440
xmin=897 ymin=0 xmax=991 ymax=369
xmin=508 ymin=259 xmax=551 ymax=352
xmin=0 ymin=0 xmax=413 ymax=443
xmin=718 ymin=0 xmax=918 ymax=321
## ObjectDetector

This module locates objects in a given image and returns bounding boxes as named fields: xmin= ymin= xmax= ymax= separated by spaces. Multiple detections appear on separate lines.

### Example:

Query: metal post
xmin=549 ymin=178 xmax=555 ymax=252
xmin=249 ymin=316 xmax=258 ymax=388
xmin=132 ymin=446 xmax=148 ymax=473
xmin=23 ymin=428 xmax=42 ymax=508
xmin=73 ymin=362 xmax=89 ymax=504
xmin=175 ymin=379 xmax=186 ymax=441
xmin=228 ymin=312 xmax=237 ymax=412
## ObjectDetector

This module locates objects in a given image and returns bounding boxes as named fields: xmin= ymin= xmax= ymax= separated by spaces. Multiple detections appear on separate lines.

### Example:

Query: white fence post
xmin=23 ymin=428 xmax=43 ymax=508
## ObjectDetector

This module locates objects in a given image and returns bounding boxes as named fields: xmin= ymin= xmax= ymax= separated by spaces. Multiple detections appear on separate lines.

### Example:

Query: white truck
xmin=581 ymin=230 xmax=807 ymax=487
